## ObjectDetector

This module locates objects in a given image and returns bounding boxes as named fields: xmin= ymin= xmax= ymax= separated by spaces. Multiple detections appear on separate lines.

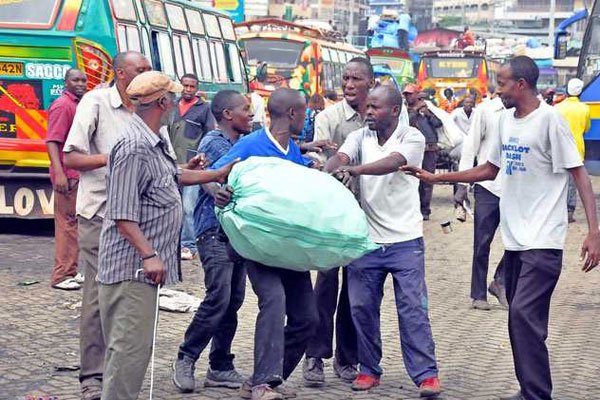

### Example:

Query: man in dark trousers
xmin=404 ymin=84 xmax=443 ymax=220
xmin=169 ymin=73 xmax=216 ymax=261
xmin=403 ymin=56 xmax=600 ymax=400
xmin=172 ymin=90 xmax=254 ymax=393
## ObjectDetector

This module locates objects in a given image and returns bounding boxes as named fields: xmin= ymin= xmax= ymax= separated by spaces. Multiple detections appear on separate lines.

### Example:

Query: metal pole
xmin=549 ymin=0 xmax=556 ymax=46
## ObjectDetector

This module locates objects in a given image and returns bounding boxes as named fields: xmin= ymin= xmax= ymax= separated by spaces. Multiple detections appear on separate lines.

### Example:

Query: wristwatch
xmin=141 ymin=251 xmax=158 ymax=261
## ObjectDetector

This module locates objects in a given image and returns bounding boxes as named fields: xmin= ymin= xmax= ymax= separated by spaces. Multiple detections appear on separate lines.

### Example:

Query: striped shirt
xmin=98 ymin=114 xmax=182 ymax=285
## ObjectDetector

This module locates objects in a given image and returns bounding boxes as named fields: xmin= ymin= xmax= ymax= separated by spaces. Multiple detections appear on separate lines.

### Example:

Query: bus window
xmin=134 ymin=0 xmax=146 ymax=23
xmin=425 ymin=58 xmax=477 ymax=78
xmin=180 ymin=36 xmax=194 ymax=75
xmin=152 ymin=30 xmax=175 ymax=77
xmin=144 ymin=0 xmax=167 ymax=28
xmin=244 ymin=39 xmax=303 ymax=68
xmin=186 ymin=9 xmax=205 ymax=35
xmin=165 ymin=3 xmax=187 ymax=31
xmin=210 ymin=41 xmax=228 ymax=83
xmin=111 ymin=0 xmax=137 ymax=21
xmin=193 ymin=38 xmax=212 ymax=81
xmin=142 ymin=28 xmax=153 ymax=64
xmin=219 ymin=17 xmax=236 ymax=41
xmin=0 ymin=0 xmax=60 ymax=28
xmin=227 ymin=43 xmax=243 ymax=83
xmin=172 ymin=35 xmax=185 ymax=77
xmin=203 ymin=13 xmax=222 ymax=38
xmin=117 ymin=24 xmax=141 ymax=52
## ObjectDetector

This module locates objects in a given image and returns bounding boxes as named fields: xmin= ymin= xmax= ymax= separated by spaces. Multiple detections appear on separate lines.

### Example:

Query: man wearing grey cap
xmin=555 ymin=78 xmax=591 ymax=223
xmin=97 ymin=71 xmax=237 ymax=399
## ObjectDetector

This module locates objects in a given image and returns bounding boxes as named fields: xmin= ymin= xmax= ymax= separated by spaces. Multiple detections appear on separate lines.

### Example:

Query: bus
xmin=366 ymin=47 xmax=415 ymax=89
xmin=577 ymin=0 xmax=600 ymax=175
xmin=235 ymin=19 xmax=365 ymax=99
xmin=417 ymin=50 xmax=491 ymax=106
xmin=0 ymin=0 xmax=247 ymax=218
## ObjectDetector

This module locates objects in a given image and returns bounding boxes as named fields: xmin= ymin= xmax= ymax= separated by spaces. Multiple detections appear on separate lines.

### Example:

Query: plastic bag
xmin=216 ymin=157 xmax=379 ymax=271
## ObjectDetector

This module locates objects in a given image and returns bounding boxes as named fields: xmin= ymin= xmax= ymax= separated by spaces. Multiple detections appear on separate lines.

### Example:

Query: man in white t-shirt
xmin=403 ymin=56 xmax=600 ymax=400
xmin=325 ymin=85 xmax=441 ymax=398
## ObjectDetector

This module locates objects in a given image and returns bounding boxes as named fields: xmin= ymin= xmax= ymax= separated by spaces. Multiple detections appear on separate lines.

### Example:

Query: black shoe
xmin=499 ymin=391 xmax=525 ymax=400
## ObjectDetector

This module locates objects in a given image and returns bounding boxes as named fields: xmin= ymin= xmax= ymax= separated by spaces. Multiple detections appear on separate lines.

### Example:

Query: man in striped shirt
xmin=97 ymin=71 xmax=236 ymax=399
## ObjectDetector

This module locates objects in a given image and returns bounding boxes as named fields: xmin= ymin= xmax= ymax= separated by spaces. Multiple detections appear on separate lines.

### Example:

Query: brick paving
xmin=2 ymin=184 xmax=600 ymax=400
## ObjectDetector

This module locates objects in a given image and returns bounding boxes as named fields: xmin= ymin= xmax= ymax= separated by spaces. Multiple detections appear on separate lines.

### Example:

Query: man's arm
xmin=64 ymin=151 xmax=108 ymax=171
xmin=344 ymin=153 xmax=406 ymax=176
xmin=179 ymin=158 xmax=239 ymax=186
xmin=402 ymin=161 xmax=499 ymax=184
xmin=324 ymin=152 xmax=351 ymax=173
xmin=570 ymin=166 xmax=600 ymax=272
xmin=115 ymin=220 xmax=166 ymax=285
xmin=46 ymin=142 xmax=68 ymax=194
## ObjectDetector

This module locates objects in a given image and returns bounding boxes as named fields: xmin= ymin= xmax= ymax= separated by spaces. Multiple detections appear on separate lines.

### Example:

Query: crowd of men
xmin=44 ymin=50 xmax=599 ymax=400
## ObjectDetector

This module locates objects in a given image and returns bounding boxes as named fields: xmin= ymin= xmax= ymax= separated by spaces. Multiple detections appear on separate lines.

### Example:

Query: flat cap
xmin=126 ymin=71 xmax=183 ymax=104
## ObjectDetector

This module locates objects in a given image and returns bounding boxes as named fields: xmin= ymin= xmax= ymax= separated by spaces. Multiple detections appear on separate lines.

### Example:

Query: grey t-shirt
xmin=488 ymin=101 xmax=583 ymax=251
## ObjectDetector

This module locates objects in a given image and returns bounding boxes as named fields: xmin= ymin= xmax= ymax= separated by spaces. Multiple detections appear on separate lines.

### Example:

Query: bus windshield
xmin=0 ymin=0 xmax=59 ymax=27
xmin=424 ymin=57 xmax=479 ymax=78
xmin=371 ymin=57 xmax=411 ymax=72
xmin=244 ymin=38 xmax=303 ymax=68
xmin=580 ymin=13 xmax=600 ymax=85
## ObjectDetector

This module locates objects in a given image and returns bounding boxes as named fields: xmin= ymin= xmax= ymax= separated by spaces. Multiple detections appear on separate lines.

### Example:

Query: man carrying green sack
xmin=326 ymin=85 xmax=442 ymax=398
xmin=209 ymin=88 xmax=321 ymax=400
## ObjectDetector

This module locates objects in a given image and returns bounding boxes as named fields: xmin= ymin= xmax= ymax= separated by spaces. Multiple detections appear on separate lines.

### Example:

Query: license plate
xmin=0 ymin=62 xmax=23 ymax=77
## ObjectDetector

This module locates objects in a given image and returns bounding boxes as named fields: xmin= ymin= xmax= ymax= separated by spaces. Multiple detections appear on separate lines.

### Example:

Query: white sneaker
xmin=52 ymin=278 xmax=81 ymax=291
xmin=181 ymin=247 xmax=194 ymax=261
xmin=73 ymin=273 xmax=85 ymax=284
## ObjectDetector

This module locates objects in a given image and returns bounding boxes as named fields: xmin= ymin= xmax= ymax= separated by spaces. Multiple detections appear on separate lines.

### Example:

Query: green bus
xmin=0 ymin=0 xmax=247 ymax=218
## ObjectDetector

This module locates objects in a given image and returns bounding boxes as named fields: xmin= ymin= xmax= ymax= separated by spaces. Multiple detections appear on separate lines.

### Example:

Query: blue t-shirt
xmin=193 ymin=130 xmax=235 ymax=238
xmin=211 ymin=127 xmax=313 ymax=170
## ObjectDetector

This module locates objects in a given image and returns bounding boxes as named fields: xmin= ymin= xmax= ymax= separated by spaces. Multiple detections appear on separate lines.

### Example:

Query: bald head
xmin=267 ymin=88 xmax=305 ymax=118
xmin=370 ymin=85 xmax=403 ymax=110
xmin=112 ymin=51 xmax=152 ymax=89
xmin=365 ymin=85 xmax=402 ymax=132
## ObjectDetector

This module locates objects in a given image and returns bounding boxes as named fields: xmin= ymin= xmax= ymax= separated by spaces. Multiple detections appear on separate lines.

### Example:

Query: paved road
xmin=2 ymin=184 xmax=600 ymax=400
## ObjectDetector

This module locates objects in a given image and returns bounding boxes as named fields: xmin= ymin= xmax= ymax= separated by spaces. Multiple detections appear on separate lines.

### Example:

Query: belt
xmin=197 ymin=228 xmax=219 ymax=243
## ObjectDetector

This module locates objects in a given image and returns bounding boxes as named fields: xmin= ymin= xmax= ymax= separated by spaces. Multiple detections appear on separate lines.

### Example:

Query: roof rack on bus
xmin=422 ymin=49 xmax=486 ymax=58
xmin=234 ymin=18 xmax=346 ymax=43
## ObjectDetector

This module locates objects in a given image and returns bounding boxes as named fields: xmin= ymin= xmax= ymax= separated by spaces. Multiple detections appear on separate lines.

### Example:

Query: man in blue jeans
xmin=172 ymin=90 xmax=254 ymax=393
xmin=325 ymin=85 xmax=441 ymax=398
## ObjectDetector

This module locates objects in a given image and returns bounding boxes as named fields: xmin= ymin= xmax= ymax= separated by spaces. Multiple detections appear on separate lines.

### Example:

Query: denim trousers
xmin=181 ymin=185 xmax=199 ymax=251
xmin=347 ymin=238 xmax=438 ymax=385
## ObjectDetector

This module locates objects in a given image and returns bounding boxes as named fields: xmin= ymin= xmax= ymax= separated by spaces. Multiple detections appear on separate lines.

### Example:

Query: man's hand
xmin=300 ymin=140 xmax=338 ymax=154
xmin=143 ymin=256 xmax=166 ymax=285
xmin=333 ymin=169 xmax=353 ymax=188
xmin=215 ymin=158 xmax=240 ymax=183
xmin=401 ymin=165 xmax=438 ymax=184
xmin=187 ymin=153 xmax=208 ymax=170
xmin=581 ymin=231 xmax=600 ymax=272
xmin=53 ymin=171 xmax=68 ymax=194
xmin=310 ymin=160 xmax=324 ymax=170
xmin=214 ymin=185 xmax=234 ymax=208
xmin=454 ymin=184 xmax=469 ymax=205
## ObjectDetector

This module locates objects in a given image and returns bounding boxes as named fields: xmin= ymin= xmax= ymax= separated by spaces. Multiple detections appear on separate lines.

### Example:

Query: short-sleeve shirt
xmin=487 ymin=101 xmax=583 ymax=251
xmin=45 ymin=90 xmax=80 ymax=182
xmin=98 ymin=114 xmax=182 ymax=286
xmin=63 ymin=85 xmax=134 ymax=219
xmin=313 ymin=99 xmax=365 ymax=161
xmin=339 ymin=124 xmax=425 ymax=244
xmin=211 ymin=127 xmax=312 ymax=170
xmin=194 ymin=130 xmax=235 ymax=238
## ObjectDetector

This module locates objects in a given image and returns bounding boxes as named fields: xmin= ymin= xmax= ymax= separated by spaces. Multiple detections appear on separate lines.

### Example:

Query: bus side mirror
xmin=257 ymin=63 xmax=268 ymax=83
xmin=555 ymin=32 xmax=568 ymax=60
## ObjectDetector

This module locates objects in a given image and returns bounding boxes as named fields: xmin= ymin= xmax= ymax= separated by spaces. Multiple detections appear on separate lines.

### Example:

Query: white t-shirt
xmin=339 ymin=124 xmax=425 ymax=244
xmin=488 ymin=101 xmax=583 ymax=251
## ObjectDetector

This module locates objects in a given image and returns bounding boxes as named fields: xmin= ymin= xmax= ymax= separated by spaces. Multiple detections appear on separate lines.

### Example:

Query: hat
xmin=567 ymin=78 xmax=584 ymax=97
xmin=126 ymin=71 xmax=183 ymax=104
xmin=402 ymin=83 xmax=421 ymax=94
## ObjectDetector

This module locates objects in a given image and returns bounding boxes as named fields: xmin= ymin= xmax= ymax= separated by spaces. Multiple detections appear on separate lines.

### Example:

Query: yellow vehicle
xmin=417 ymin=50 xmax=491 ymax=110
xmin=235 ymin=19 xmax=364 ymax=98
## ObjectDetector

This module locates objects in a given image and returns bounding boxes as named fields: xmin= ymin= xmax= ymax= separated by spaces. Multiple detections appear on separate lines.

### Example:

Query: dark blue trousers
xmin=347 ymin=238 xmax=438 ymax=385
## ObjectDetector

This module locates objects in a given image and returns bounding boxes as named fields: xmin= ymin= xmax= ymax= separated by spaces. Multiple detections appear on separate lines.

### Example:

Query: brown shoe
xmin=251 ymin=384 xmax=284 ymax=400
xmin=472 ymin=299 xmax=491 ymax=310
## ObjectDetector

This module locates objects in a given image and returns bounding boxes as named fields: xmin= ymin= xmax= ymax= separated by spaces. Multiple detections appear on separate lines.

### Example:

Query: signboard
xmin=0 ymin=178 xmax=54 ymax=219
xmin=213 ymin=0 xmax=244 ymax=23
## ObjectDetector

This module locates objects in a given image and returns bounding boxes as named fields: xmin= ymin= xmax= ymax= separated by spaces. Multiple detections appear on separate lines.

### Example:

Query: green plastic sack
xmin=216 ymin=157 xmax=379 ymax=271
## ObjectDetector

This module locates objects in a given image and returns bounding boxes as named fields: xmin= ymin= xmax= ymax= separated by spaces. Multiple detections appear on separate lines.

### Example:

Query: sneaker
xmin=73 ymin=273 xmax=85 ymax=284
xmin=472 ymin=299 xmax=491 ymax=310
xmin=488 ymin=280 xmax=509 ymax=309
xmin=81 ymin=385 xmax=102 ymax=400
xmin=204 ymin=367 xmax=245 ymax=389
xmin=52 ymin=277 xmax=81 ymax=291
xmin=302 ymin=357 xmax=325 ymax=387
xmin=251 ymin=384 xmax=283 ymax=400
xmin=422 ymin=214 xmax=430 ymax=221
xmin=500 ymin=391 xmax=525 ymax=400
xmin=241 ymin=381 xmax=296 ymax=399
xmin=172 ymin=356 xmax=196 ymax=393
xmin=351 ymin=373 xmax=380 ymax=391
xmin=455 ymin=205 xmax=467 ymax=222
xmin=333 ymin=358 xmax=358 ymax=383
xmin=419 ymin=376 xmax=442 ymax=397
xmin=181 ymin=247 xmax=195 ymax=261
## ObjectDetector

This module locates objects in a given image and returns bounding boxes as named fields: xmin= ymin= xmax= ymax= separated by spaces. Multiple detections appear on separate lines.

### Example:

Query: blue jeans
xmin=181 ymin=185 xmax=199 ymax=251
xmin=347 ymin=237 xmax=438 ymax=385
